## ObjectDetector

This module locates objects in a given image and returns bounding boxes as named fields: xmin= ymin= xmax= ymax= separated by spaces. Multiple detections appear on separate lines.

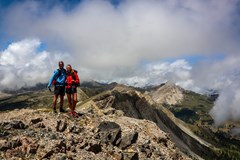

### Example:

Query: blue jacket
xmin=47 ymin=69 xmax=66 ymax=87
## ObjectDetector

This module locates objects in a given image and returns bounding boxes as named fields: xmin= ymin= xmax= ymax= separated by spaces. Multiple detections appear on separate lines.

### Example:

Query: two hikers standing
xmin=47 ymin=61 xmax=80 ymax=117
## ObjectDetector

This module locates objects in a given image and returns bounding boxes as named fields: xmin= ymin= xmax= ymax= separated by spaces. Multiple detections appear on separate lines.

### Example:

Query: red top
xmin=65 ymin=70 xmax=80 ymax=89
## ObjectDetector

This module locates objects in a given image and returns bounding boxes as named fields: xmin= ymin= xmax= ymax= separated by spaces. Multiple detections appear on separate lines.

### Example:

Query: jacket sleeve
xmin=47 ymin=70 xmax=58 ymax=88
xmin=74 ymin=72 xmax=80 ymax=85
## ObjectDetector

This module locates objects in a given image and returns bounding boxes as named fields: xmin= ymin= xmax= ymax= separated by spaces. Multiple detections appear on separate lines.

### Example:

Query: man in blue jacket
xmin=47 ymin=61 xmax=67 ymax=113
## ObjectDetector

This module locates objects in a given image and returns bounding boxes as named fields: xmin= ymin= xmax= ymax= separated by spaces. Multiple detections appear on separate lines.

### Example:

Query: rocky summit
xmin=0 ymin=105 xmax=190 ymax=160
xmin=1 ymin=82 xmax=238 ymax=159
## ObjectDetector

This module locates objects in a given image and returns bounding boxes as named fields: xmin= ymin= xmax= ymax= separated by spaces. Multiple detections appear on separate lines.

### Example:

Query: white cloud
xmin=0 ymin=39 xmax=41 ymax=66
xmin=189 ymin=55 xmax=240 ymax=125
xmin=2 ymin=0 xmax=240 ymax=71
xmin=0 ymin=39 xmax=69 ymax=89
xmin=191 ymin=55 xmax=240 ymax=90
xmin=210 ymin=80 xmax=240 ymax=126
xmin=108 ymin=59 xmax=194 ymax=89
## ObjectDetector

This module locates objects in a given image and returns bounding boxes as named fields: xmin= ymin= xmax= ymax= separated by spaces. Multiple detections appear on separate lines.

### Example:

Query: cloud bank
xmin=210 ymin=81 xmax=240 ymax=126
xmin=1 ymin=0 xmax=239 ymax=86
xmin=108 ymin=59 xmax=194 ymax=88
xmin=2 ymin=0 xmax=240 ymax=70
xmin=0 ymin=39 xmax=68 ymax=89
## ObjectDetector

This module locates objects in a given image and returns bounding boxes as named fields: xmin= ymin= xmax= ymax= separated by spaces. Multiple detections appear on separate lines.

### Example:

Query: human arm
xmin=47 ymin=70 xmax=58 ymax=88
xmin=72 ymin=72 xmax=80 ymax=85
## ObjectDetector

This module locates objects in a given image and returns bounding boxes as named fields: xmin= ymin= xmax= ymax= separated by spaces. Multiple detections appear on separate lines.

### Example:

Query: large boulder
xmin=97 ymin=121 xmax=121 ymax=146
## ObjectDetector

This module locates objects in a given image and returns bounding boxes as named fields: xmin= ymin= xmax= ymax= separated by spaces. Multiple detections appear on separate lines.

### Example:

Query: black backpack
xmin=71 ymin=69 xmax=80 ymax=87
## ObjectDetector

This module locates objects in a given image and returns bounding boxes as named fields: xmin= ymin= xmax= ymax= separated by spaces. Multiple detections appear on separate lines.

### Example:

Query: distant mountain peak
xmin=149 ymin=81 xmax=184 ymax=105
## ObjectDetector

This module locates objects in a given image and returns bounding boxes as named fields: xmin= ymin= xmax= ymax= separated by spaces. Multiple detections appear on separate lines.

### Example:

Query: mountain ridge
xmin=0 ymin=82 xmax=239 ymax=159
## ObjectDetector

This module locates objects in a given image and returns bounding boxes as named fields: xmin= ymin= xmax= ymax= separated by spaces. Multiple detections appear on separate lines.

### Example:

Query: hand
xmin=48 ymin=86 xmax=51 ymax=92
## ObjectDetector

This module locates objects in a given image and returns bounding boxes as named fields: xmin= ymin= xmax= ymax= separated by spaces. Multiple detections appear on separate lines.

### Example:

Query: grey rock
xmin=66 ymin=134 xmax=74 ymax=142
xmin=0 ymin=130 xmax=9 ymax=137
xmin=140 ymin=143 xmax=156 ymax=158
xmin=118 ymin=132 xmax=138 ymax=149
xmin=35 ymin=122 xmax=45 ymax=128
xmin=123 ymin=152 xmax=139 ymax=160
xmin=86 ymin=107 xmax=94 ymax=114
xmin=30 ymin=118 xmax=43 ymax=124
xmin=8 ymin=138 xmax=22 ymax=149
xmin=66 ymin=136 xmax=77 ymax=152
xmin=103 ymin=108 xmax=116 ymax=115
xmin=157 ymin=137 xmax=168 ymax=147
xmin=55 ymin=153 xmax=67 ymax=160
xmin=47 ymin=127 xmax=52 ymax=132
xmin=27 ymin=143 xmax=39 ymax=154
xmin=41 ymin=150 xmax=54 ymax=159
xmin=0 ymin=141 xmax=8 ymax=151
xmin=111 ymin=151 xmax=123 ymax=160
xmin=76 ymin=111 xmax=84 ymax=117
xmin=70 ymin=146 xmax=76 ymax=152
xmin=2 ymin=120 xmax=27 ymax=130
xmin=26 ymin=130 xmax=36 ymax=137
xmin=50 ymin=134 xmax=57 ymax=140
xmin=94 ymin=94 xmax=115 ymax=109
xmin=87 ymin=143 xmax=102 ymax=154
xmin=0 ymin=139 xmax=22 ymax=151
xmin=56 ymin=120 xmax=67 ymax=132
xmin=78 ymin=139 xmax=89 ymax=149
xmin=98 ymin=121 xmax=121 ymax=145
xmin=68 ymin=125 xmax=82 ymax=134
xmin=55 ymin=140 xmax=67 ymax=153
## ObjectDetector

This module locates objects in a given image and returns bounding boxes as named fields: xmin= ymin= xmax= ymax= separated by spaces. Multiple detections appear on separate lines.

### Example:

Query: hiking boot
xmin=69 ymin=111 xmax=79 ymax=117
xmin=59 ymin=108 xmax=66 ymax=113
xmin=53 ymin=109 xmax=57 ymax=114
xmin=72 ymin=111 xmax=79 ymax=117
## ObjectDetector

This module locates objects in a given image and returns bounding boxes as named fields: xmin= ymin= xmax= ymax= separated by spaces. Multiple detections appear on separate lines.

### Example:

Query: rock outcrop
xmin=92 ymin=87 xmax=215 ymax=159
xmin=0 ymin=106 xmax=190 ymax=160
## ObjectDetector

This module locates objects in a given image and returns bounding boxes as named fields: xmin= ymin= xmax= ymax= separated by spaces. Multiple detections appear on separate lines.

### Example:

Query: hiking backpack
xmin=71 ymin=69 xmax=80 ymax=87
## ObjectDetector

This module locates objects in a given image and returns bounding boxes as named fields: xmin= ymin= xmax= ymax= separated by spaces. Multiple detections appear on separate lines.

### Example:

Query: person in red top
xmin=65 ymin=64 xmax=80 ymax=117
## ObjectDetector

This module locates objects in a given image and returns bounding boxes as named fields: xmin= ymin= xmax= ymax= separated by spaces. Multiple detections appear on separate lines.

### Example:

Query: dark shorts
xmin=54 ymin=86 xmax=65 ymax=96
xmin=66 ymin=87 xmax=77 ymax=94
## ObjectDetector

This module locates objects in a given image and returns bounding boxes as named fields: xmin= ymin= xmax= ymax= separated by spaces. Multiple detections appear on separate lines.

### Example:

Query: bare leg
xmin=72 ymin=93 xmax=77 ymax=111
xmin=53 ymin=94 xmax=58 ymax=110
xmin=59 ymin=95 xmax=64 ymax=109
xmin=67 ymin=94 xmax=73 ymax=111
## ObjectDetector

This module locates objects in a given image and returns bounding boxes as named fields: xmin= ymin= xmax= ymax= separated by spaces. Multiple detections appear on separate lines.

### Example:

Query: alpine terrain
xmin=0 ymin=82 xmax=239 ymax=160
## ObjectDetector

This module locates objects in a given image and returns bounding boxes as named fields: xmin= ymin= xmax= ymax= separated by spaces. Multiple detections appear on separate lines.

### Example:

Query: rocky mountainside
xmin=148 ymin=82 xmax=184 ymax=105
xmin=0 ymin=87 xmax=190 ymax=159
xmin=1 ymin=82 xmax=239 ymax=159
xmin=0 ymin=109 xmax=189 ymax=160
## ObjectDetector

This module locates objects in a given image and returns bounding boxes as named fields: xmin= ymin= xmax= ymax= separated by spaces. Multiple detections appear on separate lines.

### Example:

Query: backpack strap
xmin=56 ymin=68 xmax=66 ymax=79
xmin=71 ymin=69 xmax=76 ymax=80
xmin=56 ymin=69 xmax=61 ymax=79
